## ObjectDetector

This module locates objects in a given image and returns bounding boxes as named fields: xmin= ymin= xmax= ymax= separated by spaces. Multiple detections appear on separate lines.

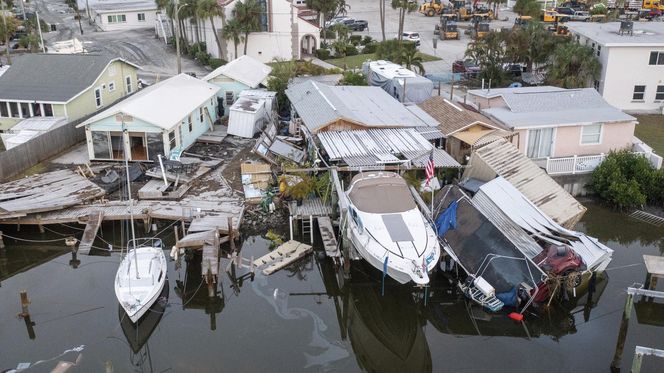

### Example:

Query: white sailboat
xmin=345 ymin=172 xmax=440 ymax=286
xmin=115 ymin=121 xmax=167 ymax=324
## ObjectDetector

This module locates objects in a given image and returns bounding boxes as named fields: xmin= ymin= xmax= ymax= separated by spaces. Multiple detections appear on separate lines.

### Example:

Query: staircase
xmin=459 ymin=282 xmax=504 ymax=312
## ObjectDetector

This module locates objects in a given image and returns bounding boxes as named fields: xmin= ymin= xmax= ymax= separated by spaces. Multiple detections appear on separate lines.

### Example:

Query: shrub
xmin=320 ymin=29 xmax=336 ymax=39
xmin=362 ymin=42 xmax=377 ymax=54
xmin=349 ymin=35 xmax=362 ymax=46
xmin=346 ymin=45 xmax=359 ymax=56
xmin=315 ymin=48 xmax=331 ymax=60
xmin=196 ymin=51 xmax=211 ymax=66
xmin=320 ymin=41 xmax=330 ymax=49
xmin=209 ymin=58 xmax=226 ymax=69
xmin=361 ymin=35 xmax=374 ymax=46
xmin=340 ymin=71 xmax=367 ymax=86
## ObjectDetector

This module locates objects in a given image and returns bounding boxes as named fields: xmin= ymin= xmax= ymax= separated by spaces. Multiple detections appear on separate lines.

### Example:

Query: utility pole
xmin=85 ymin=0 xmax=91 ymax=25
xmin=35 ymin=11 xmax=45 ymax=53
xmin=1 ymin=1 xmax=10 ymax=64
xmin=174 ymin=0 xmax=182 ymax=74
xmin=18 ymin=0 xmax=26 ymax=21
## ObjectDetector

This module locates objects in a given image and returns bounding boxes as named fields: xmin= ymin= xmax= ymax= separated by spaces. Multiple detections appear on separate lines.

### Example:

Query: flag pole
xmin=431 ymin=187 xmax=434 ymax=218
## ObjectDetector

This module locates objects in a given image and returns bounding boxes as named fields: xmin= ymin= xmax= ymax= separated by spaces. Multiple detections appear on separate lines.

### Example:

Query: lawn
xmin=325 ymin=52 xmax=441 ymax=70
xmin=634 ymin=115 xmax=664 ymax=155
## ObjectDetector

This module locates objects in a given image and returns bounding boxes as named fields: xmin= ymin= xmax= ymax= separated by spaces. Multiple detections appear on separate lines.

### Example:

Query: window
xmin=126 ymin=76 xmax=132 ymax=94
xmin=120 ymin=14 xmax=127 ymax=22
xmin=92 ymin=131 xmax=111 ymax=159
xmin=596 ymin=45 xmax=601 ymax=57
xmin=107 ymin=15 xmax=116 ymax=23
xmin=199 ymin=107 xmax=204 ymax=122
xmin=632 ymin=85 xmax=646 ymax=100
xmin=649 ymin=51 xmax=664 ymax=65
xmin=225 ymin=91 xmax=234 ymax=105
xmin=108 ymin=82 xmax=115 ymax=92
xmin=8 ymin=102 xmax=18 ymax=118
xmin=43 ymin=104 xmax=53 ymax=117
xmin=94 ymin=87 xmax=102 ymax=107
xmin=527 ymin=128 xmax=555 ymax=158
xmin=107 ymin=14 xmax=126 ymax=23
xmin=0 ymin=102 xmax=7 ymax=117
xmin=20 ymin=102 xmax=29 ymax=118
xmin=138 ymin=13 xmax=145 ymax=21
xmin=168 ymin=130 xmax=176 ymax=150
xmin=187 ymin=115 xmax=193 ymax=132
xmin=581 ymin=123 xmax=602 ymax=145
xmin=31 ymin=103 xmax=41 ymax=117
xmin=656 ymin=85 xmax=664 ymax=101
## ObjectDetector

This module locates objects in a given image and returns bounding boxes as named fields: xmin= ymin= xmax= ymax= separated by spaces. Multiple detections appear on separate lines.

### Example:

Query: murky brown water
xmin=0 ymin=202 xmax=662 ymax=372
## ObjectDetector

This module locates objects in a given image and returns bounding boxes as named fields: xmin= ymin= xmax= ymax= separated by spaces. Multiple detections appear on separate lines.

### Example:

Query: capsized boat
xmin=345 ymin=172 xmax=440 ymax=285
xmin=115 ymin=238 xmax=167 ymax=323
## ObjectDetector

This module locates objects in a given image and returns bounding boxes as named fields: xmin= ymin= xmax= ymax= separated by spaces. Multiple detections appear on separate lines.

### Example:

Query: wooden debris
xmin=78 ymin=211 xmax=104 ymax=255
xmin=317 ymin=216 xmax=339 ymax=258
xmin=253 ymin=240 xmax=313 ymax=275
xmin=197 ymin=125 xmax=228 ymax=144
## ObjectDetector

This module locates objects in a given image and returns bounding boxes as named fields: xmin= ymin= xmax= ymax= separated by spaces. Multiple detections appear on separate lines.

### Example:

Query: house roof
xmin=202 ymin=55 xmax=272 ymax=88
xmin=468 ymin=86 xmax=635 ymax=129
xmin=566 ymin=21 xmax=664 ymax=47
xmin=0 ymin=54 xmax=140 ymax=103
xmin=79 ymin=74 xmax=220 ymax=130
xmin=417 ymin=96 xmax=505 ymax=136
xmin=91 ymin=1 xmax=157 ymax=13
xmin=285 ymin=80 xmax=437 ymax=132
xmin=465 ymin=138 xmax=586 ymax=228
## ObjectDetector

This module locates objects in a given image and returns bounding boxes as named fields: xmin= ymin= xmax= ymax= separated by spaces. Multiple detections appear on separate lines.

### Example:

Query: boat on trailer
xmin=345 ymin=172 xmax=440 ymax=286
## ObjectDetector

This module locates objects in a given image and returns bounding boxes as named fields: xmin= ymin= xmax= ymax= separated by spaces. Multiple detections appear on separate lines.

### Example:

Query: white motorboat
xmin=115 ymin=238 xmax=167 ymax=323
xmin=345 ymin=172 xmax=440 ymax=285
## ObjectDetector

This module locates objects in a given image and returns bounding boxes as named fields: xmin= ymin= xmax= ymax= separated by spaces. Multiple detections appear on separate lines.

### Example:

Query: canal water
xmin=0 ymin=203 xmax=662 ymax=372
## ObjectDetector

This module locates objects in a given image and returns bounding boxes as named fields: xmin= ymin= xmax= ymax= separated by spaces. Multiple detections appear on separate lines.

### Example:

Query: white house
xmin=202 ymin=55 xmax=272 ymax=109
xmin=78 ymin=74 xmax=220 ymax=162
xmin=91 ymin=1 xmax=159 ymax=31
xmin=567 ymin=21 xmax=664 ymax=114
xmin=190 ymin=0 xmax=320 ymax=63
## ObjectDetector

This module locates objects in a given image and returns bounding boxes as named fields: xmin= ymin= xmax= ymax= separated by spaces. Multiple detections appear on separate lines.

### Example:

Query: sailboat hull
xmin=115 ymin=246 xmax=168 ymax=323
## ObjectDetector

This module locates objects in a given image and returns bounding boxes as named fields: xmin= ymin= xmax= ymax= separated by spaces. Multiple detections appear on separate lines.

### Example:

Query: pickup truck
xmin=348 ymin=20 xmax=368 ymax=31
xmin=570 ymin=10 xmax=591 ymax=21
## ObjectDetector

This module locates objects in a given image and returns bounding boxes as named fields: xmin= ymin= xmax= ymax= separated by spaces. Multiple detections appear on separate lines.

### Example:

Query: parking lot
xmin=343 ymin=0 xmax=518 ymax=73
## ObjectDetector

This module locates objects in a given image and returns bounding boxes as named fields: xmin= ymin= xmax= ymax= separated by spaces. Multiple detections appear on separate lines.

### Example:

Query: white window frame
xmin=187 ymin=115 xmax=193 ymax=132
xmin=525 ymin=127 xmax=556 ymax=159
xmin=108 ymin=82 xmax=115 ymax=92
xmin=107 ymin=15 xmax=116 ymax=23
xmin=580 ymin=123 xmax=602 ymax=145
xmin=225 ymin=91 xmax=234 ymax=105
xmin=94 ymin=87 xmax=103 ymax=108
xmin=138 ymin=13 xmax=146 ymax=22
xmin=655 ymin=85 xmax=664 ymax=102
xmin=649 ymin=51 xmax=664 ymax=66
xmin=632 ymin=85 xmax=646 ymax=101
xmin=125 ymin=76 xmax=133 ymax=94
xmin=199 ymin=107 xmax=204 ymax=122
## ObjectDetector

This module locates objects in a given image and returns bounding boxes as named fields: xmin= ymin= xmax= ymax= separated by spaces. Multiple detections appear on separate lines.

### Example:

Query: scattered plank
xmin=253 ymin=240 xmax=313 ymax=275
xmin=177 ymin=230 xmax=229 ymax=249
xmin=197 ymin=125 xmax=228 ymax=144
xmin=77 ymin=211 xmax=104 ymax=255
xmin=317 ymin=216 xmax=339 ymax=258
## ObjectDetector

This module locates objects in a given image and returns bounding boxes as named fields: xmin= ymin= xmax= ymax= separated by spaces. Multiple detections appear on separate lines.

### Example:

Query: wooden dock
xmin=253 ymin=240 xmax=313 ymax=275
xmin=317 ymin=216 xmax=339 ymax=258
xmin=77 ymin=211 xmax=104 ymax=255
xmin=288 ymin=198 xmax=333 ymax=219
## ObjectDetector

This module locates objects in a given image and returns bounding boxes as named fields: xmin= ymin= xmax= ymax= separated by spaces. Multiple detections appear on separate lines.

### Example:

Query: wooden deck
xmin=0 ymin=169 xmax=106 ymax=220
xmin=197 ymin=125 xmax=228 ymax=144
xmin=78 ymin=211 xmax=104 ymax=255
xmin=288 ymin=198 xmax=333 ymax=219
xmin=145 ymin=158 xmax=222 ymax=185
xmin=317 ymin=216 xmax=339 ymax=258
xmin=253 ymin=240 xmax=313 ymax=275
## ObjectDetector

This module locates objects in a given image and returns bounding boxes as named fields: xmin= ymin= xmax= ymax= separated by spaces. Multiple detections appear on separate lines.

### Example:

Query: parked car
xmin=555 ymin=7 xmax=575 ymax=15
xmin=324 ymin=16 xmax=351 ymax=28
xmin=396 ymin=31 xmax=421 ymax=46
xmin=453 ymin=59 xmax=480 ymax=77
xmin=503 ymin=63 xmax=525 ymax=77
xmin=570 ymin=10 xmax=591 ymax=21
xmin=348 ymin=20 xmax=368 ymax=31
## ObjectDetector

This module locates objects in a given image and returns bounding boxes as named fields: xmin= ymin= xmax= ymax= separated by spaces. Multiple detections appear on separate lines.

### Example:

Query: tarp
xmin=363 ymin=62 xmax=433 ymax=104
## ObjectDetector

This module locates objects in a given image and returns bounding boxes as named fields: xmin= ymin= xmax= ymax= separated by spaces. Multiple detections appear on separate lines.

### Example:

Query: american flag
xmin=425 ymin=150 xmax=435 ymax=186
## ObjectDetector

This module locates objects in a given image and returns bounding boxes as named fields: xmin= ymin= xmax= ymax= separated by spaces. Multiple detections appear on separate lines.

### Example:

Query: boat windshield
xmin=349 ymin=176 xmax=416 ymax=214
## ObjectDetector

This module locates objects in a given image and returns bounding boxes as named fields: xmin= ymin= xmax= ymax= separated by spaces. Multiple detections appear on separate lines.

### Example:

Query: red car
xmin=529 ymin=243 xmax=586 ymax=302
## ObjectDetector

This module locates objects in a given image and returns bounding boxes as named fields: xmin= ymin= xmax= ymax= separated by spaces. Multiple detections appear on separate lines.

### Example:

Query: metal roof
xmin=567 ymin=21 xmax=664 ymax=47
xmin=469 ymin=87 xmax=635 ymax=128
xmin=317 ymin=128 xmax=461 ymax=168
xmin=467 ymin=138 xmax=586 ymax=228
xmin=91 ymin=1 xmax=157 ymax=12
xmin=0 ymin=54 xmax=139 ymax=103
xmin=9 ymin=117 xmax=67 ymax=132
xmin=230 ymin=96 xmax=263 ymax=113
xmin=203 ymin=55 xmax=271 ymax=88
xmin=285 ymin=81 xmax=436 ymax=133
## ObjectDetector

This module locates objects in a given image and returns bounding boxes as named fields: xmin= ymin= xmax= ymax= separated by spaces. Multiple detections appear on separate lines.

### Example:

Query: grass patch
xmin=634 ymin=115 xmax=664 ymax=155
xmin=325 ymin=52 xmax=441 ymax=70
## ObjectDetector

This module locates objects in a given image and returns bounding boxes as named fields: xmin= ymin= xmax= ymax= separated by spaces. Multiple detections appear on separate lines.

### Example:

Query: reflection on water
xmin=0 ymin=245 xmax=69 ymax=285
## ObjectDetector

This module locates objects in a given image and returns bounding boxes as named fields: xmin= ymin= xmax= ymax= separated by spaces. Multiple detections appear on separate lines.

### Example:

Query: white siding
xmin=94 ymin=9 xmax=159 ymax=31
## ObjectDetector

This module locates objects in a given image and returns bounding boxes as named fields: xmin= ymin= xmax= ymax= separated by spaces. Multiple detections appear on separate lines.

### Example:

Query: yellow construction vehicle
xmin=435 ymin=17 xmax=460 ymax=39
xmin=643 ymin=0 xmax=664 ymax=11
xmin=420 ymin=0 xmax=444 ymax=16
xmin=470 ymin=17 xmax=490 ymax=39
xmin=514 ymin=15 xmax=532 ymax=28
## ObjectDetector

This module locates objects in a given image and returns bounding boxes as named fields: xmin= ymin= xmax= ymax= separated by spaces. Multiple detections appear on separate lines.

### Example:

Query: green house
xmin=0 ymin=54 xmax=139 ymax=131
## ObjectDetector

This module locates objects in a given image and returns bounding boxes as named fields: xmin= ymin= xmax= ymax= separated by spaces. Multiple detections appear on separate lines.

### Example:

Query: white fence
xmin=545 ymin=151 xmax=663 ymax=175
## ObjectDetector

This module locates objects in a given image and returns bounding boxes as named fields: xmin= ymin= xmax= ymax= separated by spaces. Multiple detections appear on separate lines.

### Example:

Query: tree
xmin=306 ymin=0 xmax=339 ymax=43
xmin=267 ymin=59 xmax=297 ymax=114
xmin=232 ymin=0 xmax=261 ymax=55
xmin=0 ymin=14 xmax=19 ymax=43
xmin=222 ymin=19 xmax=243 ymax=59
xmin=546 ymin=41 xmax=600 ymax=88
xmin=391 ymin=0 xmax=417 ymax=41
xmin=504 ymin=22 xmax=554 ymax=72
xmin=331 ymin=24 xmax=351 ymax=67
xmin=513 ymin=0 xmax=541 ymax=18
xmin=379 ymin=0 xmax=386 ymax=41
xmin=395 ymin=43 xmax=424 ymax=74
xmin=465 ymin=31 xmax=507 ymax=85
xmin=197 ymin=0 xmax=224 ymax=58
xmin=65 ymin=0 xmax=84 ymax=34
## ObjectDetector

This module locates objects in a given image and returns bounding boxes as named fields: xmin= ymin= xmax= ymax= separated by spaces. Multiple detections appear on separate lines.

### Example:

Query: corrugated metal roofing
xmin=285 ymin=81 xmax=436 ymax=132
xmin=469 ymin=138 xmax=586 ymax=228
xmin=9 ymin=117 xmax=67 ymax=132
xmin=317 ymin=128 xmax=460 ymax=168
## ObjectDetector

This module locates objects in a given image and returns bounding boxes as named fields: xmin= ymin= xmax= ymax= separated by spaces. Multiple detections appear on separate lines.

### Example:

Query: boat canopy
xmin=348 ymin=172 xmax=416 ymax=214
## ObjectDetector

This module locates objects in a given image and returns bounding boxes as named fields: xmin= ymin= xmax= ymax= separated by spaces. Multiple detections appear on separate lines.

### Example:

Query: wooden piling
xmin=611 ymin=291 xmax=634 ymax=369
xmin=0 ymin=231 xmax=4 ymax=249
xmin=37 ymin=215 xmax=44 ymax=234
xmin=228 ymin=217 xmax=235 ymax=252
xmin=19 ymin=290 xmax=30 ymax=318
xmin=174 ymin=226 xmax=179 ymax=243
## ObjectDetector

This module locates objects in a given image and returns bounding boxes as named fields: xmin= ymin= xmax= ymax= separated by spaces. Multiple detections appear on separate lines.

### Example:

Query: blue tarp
xmin=435 ymin=200 xmax=458 ymax=237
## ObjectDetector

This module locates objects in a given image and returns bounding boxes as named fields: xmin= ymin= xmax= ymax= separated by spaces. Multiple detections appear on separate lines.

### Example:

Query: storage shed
xmin=228 ymin=96 xmax=267 ymax=138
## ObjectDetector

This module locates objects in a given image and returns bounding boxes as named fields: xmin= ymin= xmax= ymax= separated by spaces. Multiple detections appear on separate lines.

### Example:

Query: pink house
xmin=465 ymin=86 xmax=660 ymax=174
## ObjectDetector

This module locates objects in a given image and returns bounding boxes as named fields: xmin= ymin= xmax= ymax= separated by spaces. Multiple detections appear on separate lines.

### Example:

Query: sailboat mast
xmin=122 ymin=118 xmax=140 ymax=279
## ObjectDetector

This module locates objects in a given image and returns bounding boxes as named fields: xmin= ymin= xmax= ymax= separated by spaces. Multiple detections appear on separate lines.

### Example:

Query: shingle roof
xmin=202 ymin=55 xmax=272 ymax=88
xmin=417 ymin=96 xmax=505 ymax=136
xmin=0 ymin=54 xmax=139 ymax=103
xmin=285 ymin=80 xmax=436 ymax=132
xmin=468 ymin=86 xmax=635 ymax=129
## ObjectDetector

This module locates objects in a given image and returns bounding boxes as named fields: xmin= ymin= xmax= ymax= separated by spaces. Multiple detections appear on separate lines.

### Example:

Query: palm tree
xmin=391 ymin=0 xmax=417 ymax=41
xmin=155 ymin=0 xmax=176 ymax=42
xmin=223 ymin=19 xmax=243 ymax=59
xmin=465 ymin=31 xmax=507 ymax=85
xmin=306 ymin=0 xmax=338 ymax=42
xmin=504 ymin=22 xmax=554 ymax=72
xmin=232 ymin=0 xmax=261 ymax=55
xmin=396 ymin=45 xmax=424 ymax=75
xmin=547 ymin=41 xmax=601 ymax=88
xmin=197 ymin=0 xmax=224 ymax=58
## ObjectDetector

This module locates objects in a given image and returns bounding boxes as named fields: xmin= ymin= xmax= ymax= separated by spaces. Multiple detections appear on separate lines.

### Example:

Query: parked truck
xmin=434 ymin=17 xmax=460 ymax=39
xmin=420 ymin=0 xmax=445 ymax=16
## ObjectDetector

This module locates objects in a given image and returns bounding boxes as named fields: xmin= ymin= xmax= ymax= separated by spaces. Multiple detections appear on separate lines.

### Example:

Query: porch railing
xmin=545 ymin=151 xmax=663 ymax=175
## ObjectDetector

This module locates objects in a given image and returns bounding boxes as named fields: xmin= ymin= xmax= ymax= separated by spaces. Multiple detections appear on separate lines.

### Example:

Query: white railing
xmin=545 ymin=150 xmax=663 ymax=175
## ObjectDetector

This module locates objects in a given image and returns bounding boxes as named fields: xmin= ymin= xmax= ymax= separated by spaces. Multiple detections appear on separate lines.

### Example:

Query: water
xmin=0 ymin=203 xmax=663 ymax=372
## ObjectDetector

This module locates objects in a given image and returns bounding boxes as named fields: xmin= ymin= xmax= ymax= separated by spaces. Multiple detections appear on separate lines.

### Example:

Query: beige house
xmin=466 ymin=86 xmax=648 ymax=175
xmin=417 ymin=96 xmax=511 ymax=164
xmin=0 ymin=54 xmax=139 ymax=131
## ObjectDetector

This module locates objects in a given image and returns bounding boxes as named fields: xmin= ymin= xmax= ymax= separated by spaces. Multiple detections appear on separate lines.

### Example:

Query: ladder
xmin=630 ymin=210 xmax=664 ymax=227
xmin=301 ymin=215 xmax=313 ymax=243
xmin=459 ymin=282 xmax=504 ymax=312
